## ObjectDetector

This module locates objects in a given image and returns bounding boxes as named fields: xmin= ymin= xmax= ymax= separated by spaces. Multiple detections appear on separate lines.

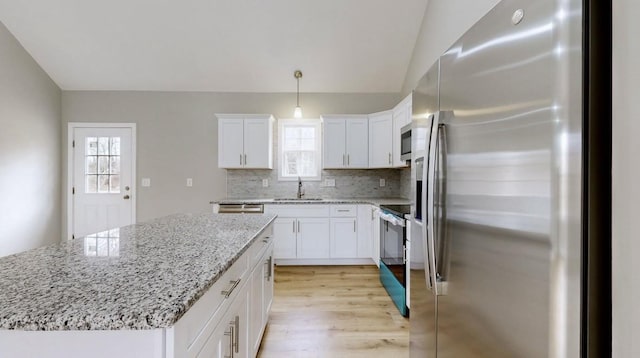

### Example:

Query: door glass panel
xmin=98 ymin=156 xmax=109 ymax=174
xmin=109 ymin=157 xmax=120 ymax=174
xmin=98 ymin=137 xmax=109 ymax=155
xmin=86 ymin=175 xmax=97 ymax=193
xmin=98 ymin=175 xmax=110 ymax=193
xmin=85 ymin=136 xmax=121 ymax=193
xmin=110 ymin=175 xmax=120 ymax=192
xmin=86 ymin=156 xmax=97 ymax=174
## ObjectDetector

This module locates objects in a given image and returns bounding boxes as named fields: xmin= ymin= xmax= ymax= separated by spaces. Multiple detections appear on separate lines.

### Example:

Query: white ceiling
xmin=0 ymin=0 xmax=428 ymax=93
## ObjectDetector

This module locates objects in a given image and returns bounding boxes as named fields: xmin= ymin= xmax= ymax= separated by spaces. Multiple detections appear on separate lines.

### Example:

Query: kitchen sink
xmin=273 ymin=198 xmax=324 ymax=201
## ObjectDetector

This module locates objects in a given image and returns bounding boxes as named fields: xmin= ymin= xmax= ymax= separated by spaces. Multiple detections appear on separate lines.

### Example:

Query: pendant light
xmin=293 ymin=70 xmax=303 ymax=118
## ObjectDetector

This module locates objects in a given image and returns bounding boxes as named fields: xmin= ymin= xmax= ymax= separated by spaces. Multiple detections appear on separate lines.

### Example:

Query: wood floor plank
xmin=257 ymin=265 xmax=409 ymax=358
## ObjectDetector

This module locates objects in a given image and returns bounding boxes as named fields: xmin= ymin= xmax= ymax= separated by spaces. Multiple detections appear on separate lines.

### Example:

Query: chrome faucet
xmin=297 ymin=176 xmax=304 ymax=199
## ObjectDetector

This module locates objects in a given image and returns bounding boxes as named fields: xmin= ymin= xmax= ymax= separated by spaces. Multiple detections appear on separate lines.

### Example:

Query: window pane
xmin=98 ymin=175 xmax=110 ymax=193
xmin=110 ymin=175 xmax=120 ymax=193
xmin=98 ymin=156 xmax=109 ymax=174
xmin=98 ymin=137 xmax=110 ymax=155
xmin=110 ymin=156 xmax=120 ymax=174
xmin=110 ymin=137 xmax=121 ymax=155
xmin=280 ymin=122 xmax=320 ymax=179
xmin=86 ymin=175 xmax=97 ymax=193
xmin=86 ymin=137 xmax=98 ymax=155
xmin=86 ymin=156 xmax=97 ymax=174
xmin=301 ymin=138 xmax=315 ymax=150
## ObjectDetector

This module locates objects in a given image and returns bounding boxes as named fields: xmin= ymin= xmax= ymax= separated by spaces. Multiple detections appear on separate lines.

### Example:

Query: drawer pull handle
xmin=221 ymin=279 xmax=241 ymax=298
xmin=337 ymin=209 xmax=350 ymax=212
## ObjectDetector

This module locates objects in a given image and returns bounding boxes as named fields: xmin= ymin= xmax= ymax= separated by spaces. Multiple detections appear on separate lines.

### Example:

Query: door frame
xmin=67 ymin=122 xmax=137 ymax=240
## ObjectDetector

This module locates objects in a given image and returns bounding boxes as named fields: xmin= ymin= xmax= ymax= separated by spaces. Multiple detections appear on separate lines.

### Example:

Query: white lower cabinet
xmin=272 ymin=218 xmax=297 ymax=259
xmin=174 ymin=225 xmax=274 ymax=358
xmin=372 ymin=207 xmax=381 ymax=267
xmin=267 ymin=204 xmax=378 ymax=265
xmin=298 ymin=218 xmax=331 ymax=258
xmin=199 ymin=287 xmax=249 ymax=358
xmin=249 ymin=244 xmax=273 ymax=357
xmin=356 ymin=205 xmax=373 ymax=258
xmin=330 ymin=217 xmax=357 ymax=258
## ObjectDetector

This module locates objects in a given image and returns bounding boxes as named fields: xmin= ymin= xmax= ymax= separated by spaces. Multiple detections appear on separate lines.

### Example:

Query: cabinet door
xmin=297 ymin=218 xmax=330 ymax=258
xmin=232 ymin=288 xmax=249 ymax=358
xmin=198 ymin=320 xmax=229 ymax=357
xmin=356 ymin=205 xmax=373 ymax=258
xmin=273 ymin=218 xmax=297 ymax=259
xmin=392 ymin=102 xmax=410 ymax=167
xmin=372 ymin=209 xmax=381 ymax=267
xmin=249 ymin=262 xmax=265 ymax=357
xmin=345 ymin=116 xmax=369 ymax=168
xmin=330 ymin=218 xmax=358 ymax=258
xmin=323 ymin=118 xmax=347 ymax=168
xmin=263 ymin=250 xmax=274 ymax=321
xmin=368 ymin=111 xmax=393 ymax=168
xmin=218 ymin=118 xmax=244 ymax=168
xmin=244 ymin=116 xmax=273 ymax=169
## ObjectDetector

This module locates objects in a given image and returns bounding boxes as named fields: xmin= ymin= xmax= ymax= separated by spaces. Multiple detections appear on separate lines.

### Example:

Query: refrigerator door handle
xmin=423 ymin=112 xmax=440 ymax=294
xmin=434 ymin=122 xmax=449 ymax=296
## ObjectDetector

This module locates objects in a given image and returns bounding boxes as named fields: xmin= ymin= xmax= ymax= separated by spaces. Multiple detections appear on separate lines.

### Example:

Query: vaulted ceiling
xmin=0 ymin=0 xmax=428 ymax=93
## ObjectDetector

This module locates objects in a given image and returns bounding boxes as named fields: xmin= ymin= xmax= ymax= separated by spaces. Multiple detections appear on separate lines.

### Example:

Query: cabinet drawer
xmin=330 ymin=205 xmax=357 ymax=217
xmin=249 ymin=225 xmax=273 ymax=267
xmin=265 ymin=204 xmax=330 ymax=217
xmin=173 ymin=251 xmax=249 ymax=357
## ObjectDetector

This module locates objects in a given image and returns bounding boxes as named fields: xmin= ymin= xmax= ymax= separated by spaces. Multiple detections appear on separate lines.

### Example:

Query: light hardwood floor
xmin=257 ymin=265 xmax=409 ymax=358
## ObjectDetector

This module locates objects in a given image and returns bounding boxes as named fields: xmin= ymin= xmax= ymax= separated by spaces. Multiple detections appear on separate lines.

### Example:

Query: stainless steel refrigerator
xmin=409 ymin=0 xmax=611 ymax=357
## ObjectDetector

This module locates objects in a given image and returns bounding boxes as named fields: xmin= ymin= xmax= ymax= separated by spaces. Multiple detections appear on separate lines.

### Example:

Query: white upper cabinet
xmin=368 ymin=110 xmax=393 ymax=168
xmin=322 ymin=115 xmax=368 ymax=169
xmin=392 ymin=94 xmax=412 ymax=167
xmin=217 ymin=114 xmax=274 ymax=169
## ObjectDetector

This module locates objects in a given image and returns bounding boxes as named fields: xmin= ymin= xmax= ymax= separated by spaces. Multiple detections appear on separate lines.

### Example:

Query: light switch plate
xmin=187 ymin=178 xmax=193 ymax=187
xmin=142 ymin=178 xmax=151 ymax=187
xmin=379 ymin=178 xmax=386 ymax=187
xmin=262 ymin=179 xmax=269 ymax=187
xmin=325 ymin=178 xmax=336 ymax=187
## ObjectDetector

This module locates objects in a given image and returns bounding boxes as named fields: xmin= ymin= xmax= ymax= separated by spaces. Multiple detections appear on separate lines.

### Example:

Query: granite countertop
xmin=0 ymin=213 xmax=276 ymax=331
xmin=211 ymin=197 xmax=411 ymax=206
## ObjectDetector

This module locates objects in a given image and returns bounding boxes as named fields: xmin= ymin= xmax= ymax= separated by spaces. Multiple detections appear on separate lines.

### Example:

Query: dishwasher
xmin=217 ymin=203 xmax=264 ymax=213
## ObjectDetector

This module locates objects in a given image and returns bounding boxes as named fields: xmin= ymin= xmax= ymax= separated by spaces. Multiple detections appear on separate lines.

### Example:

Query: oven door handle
xmin=378 ymin=211 xmax=406 ymax=227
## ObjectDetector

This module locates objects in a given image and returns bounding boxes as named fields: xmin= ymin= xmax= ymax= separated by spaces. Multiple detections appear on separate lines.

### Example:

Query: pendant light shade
xmin=294 ymin=70 xmax=303 ymax=118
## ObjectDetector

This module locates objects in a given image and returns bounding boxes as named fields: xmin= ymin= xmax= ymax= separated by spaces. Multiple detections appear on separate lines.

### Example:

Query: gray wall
xmin=613 ymin=0 xmax=639 ymax=356
xmin=61 ymin=91 xmax=401 ymax=236
xmin=0 ymin=22 xmax=61 ymax=257
xmin=401 ymin=0 xmax=500 ymax=94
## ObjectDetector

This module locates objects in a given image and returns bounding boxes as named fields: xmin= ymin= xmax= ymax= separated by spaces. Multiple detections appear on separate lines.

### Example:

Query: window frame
xmin=277 ymin=118 xmax=322 ymax=181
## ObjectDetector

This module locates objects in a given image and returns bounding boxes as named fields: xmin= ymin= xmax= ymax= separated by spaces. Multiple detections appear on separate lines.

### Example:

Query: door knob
xmin=123 ymin=195 xmax=130 ymax=199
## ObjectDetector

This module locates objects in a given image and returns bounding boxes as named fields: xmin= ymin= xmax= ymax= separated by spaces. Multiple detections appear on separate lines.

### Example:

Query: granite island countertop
xmin=0 ymin=212 xmax=276 ymax=331
xmin=211 ymin=197 xmax=411 ymax=206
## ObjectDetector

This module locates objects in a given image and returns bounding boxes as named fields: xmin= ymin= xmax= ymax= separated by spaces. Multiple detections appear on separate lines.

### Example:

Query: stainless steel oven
xmin=379 ymin=204 xmax=410 ymax=317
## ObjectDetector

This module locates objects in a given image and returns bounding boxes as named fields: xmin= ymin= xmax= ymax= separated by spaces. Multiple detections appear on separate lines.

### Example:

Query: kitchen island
xmin=0 ymin=212 xmax=276 ymax=358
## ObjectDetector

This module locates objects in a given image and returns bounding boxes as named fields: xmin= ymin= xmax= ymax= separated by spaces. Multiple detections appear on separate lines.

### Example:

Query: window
xmin=278 ymin=119 xmax=322 ymax=181
xmin=85 ymin=136 xmax=120 ymax=193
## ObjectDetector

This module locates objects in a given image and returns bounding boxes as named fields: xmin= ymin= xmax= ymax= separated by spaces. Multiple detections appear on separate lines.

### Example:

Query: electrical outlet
xmin=262 ymin=179 xmax=269 ymax=187
xmin=379 ymin=178 xmax=386 ymax=187
xmin=187 ymin=178 xmax=193 ymax=187
xmin=325 ymin=178 xmax=336 ymax=187
xmin=142 ymin=178 xmax=151 ymax=187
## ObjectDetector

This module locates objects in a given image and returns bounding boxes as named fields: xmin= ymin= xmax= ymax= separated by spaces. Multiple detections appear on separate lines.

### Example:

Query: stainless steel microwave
xmin=400 ymin=123 xmax=411 ymax=161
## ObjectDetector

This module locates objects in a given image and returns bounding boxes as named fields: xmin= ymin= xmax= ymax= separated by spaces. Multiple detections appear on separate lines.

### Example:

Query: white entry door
xmin=71 ymin=125 xmax=135 ymax=238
